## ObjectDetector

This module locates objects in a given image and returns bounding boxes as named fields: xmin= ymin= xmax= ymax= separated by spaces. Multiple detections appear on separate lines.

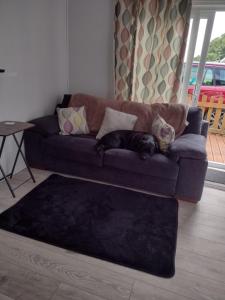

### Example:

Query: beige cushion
xmin=96 ymin=108 xmax=137 ymax=139
xmin=152 ymin=114 xmax=175 ymax=152
xmin=57 ymin=106 xmax=89 ymax=135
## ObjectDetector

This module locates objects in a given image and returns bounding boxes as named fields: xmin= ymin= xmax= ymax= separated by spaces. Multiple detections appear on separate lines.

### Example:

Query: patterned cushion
xmin=57 ymin=106 xmax=89 ymax=135
xmin=96 ymin=108 xmax=137 ymax=139
xmin=152 ymin=114 xmax=175 ymax=153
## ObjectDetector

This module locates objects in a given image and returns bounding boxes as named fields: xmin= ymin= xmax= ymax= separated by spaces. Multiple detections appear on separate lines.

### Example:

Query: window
xmin=189 ymin=66 xmax=198 ymax=85
xmin=215 ymin=68 xmax=225 ymax=85
xmin=202 ymin=68 xmax=213 ymax=85
xmin=189 ymin=66 xmax=214 ymax=86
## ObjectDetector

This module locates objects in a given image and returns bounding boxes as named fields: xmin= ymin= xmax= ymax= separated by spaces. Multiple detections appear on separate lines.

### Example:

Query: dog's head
xmin=135 ymin=134 xmax=158 ymax=159
xmin=95 ymin=132 xmax=122 ymax=156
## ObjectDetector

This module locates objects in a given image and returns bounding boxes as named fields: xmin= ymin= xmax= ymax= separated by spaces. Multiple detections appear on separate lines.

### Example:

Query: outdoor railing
xmin=188 ymin=94 xmax=225 ymax=135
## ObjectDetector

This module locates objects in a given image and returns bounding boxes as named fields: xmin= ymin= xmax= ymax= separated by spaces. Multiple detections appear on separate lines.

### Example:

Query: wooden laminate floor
xmin=0 ymin=169 xmax=225 ymax=300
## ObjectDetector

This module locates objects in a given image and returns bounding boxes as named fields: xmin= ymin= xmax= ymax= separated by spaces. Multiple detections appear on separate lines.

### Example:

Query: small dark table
xmin=0 ymin=121 xmax=35 ymax=197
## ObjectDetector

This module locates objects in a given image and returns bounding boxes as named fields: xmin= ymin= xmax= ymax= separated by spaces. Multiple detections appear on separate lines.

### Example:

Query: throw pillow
xmin=152 ymin=114 xmax=175 ymax=153
xmin=57 ymin=106 xmax=89 ymax=135
xmin=96 ymin=108 xmax=138 ymax=139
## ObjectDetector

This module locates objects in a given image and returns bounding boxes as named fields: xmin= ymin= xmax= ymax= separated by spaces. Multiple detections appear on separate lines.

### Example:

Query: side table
xmin=0 ymin=121 xmax=36 ymax=197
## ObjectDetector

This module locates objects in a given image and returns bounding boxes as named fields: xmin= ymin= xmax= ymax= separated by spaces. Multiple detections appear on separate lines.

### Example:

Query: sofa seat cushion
xmin=104 ymin=149 xmax=179 ymax=180
xmin=44 ymin=135 xmax=102 ymax=166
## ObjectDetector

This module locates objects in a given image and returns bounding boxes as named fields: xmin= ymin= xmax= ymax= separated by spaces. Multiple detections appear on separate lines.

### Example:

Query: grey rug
xmin=0 ymin=174 xmax=178 ymax=277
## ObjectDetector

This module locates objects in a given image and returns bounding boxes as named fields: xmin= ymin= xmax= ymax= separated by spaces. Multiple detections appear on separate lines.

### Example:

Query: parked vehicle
xmin=188 ymin=62 xmax=225 ymax=101
xmin=188 ymin=62 xmax=225 ymax=128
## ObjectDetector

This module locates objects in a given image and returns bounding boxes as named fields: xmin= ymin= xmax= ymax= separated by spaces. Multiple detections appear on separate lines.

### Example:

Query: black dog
xmin=95 ymin=130 xmax=159 ymax=160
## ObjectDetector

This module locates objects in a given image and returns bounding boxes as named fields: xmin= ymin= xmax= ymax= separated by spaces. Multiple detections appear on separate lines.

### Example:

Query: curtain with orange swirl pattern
xmin=114 ymin=0 xmax=191 ymax=104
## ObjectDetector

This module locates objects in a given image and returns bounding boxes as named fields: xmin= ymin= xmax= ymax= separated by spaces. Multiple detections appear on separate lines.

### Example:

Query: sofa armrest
xmin=29 ymin=115 xmax=60 ymax=137
xmin=201 ymin=120 xmax=209 ymax=138
xmin=169 ymin=134 xmax=207 ymax=162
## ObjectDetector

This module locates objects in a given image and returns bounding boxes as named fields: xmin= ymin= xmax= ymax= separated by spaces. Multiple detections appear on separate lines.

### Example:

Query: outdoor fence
xmin=188 ymin=94 xmax=225 ymax=135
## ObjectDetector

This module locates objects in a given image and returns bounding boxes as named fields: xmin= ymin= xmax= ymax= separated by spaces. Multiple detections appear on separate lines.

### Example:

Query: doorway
xmin=181 ymin=8 xmax=225 ymax=184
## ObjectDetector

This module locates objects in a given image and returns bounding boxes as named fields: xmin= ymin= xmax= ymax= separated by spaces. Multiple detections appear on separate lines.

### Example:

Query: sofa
xmin=24 ymin=94 xmax=208 ymax=203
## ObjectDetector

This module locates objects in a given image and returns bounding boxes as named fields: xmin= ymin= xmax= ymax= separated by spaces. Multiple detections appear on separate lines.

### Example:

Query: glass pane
xmin=203 ymin=68 xmax=213 ymax=85
xmin=183 ymin=18 xmax=193 ymax=63
xmin=193 ymin=19 xmax=207 ymax=61
xmin=185 ymin=18 xmax=207 ymax=103
xmin=189 ymin=66 xmax=198 ymax=85
xmin=205 ymin=12 xmax=225 ymax=167
xmin=215 ymin=68 xmax=225 ymax=85
xmin=210 ymin=12 xmax=225 ymax=61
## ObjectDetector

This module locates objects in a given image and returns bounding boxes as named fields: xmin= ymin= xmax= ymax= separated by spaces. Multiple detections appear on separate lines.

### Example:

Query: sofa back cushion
xmin=68 ymin=93 xmax=188 ymax=137
xmin=183 ymin=107 xmax=203 ymax=135
xmin=69 ymin=94 xmax=123 ymax=133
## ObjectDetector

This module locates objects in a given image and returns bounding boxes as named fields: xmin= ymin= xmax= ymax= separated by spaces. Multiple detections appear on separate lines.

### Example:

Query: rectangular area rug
xmin=0 ymin=174 xmax=178 ymax=278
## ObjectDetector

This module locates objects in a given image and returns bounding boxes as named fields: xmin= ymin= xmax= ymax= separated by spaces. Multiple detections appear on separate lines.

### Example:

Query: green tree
xmin=194 ymin=55 xmax=201 ymax=61
xmin=194 ymin=33 xmax=225 ymax=62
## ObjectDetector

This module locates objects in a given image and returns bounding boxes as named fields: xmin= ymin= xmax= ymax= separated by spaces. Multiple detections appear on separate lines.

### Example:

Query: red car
xmin=188 ymin=62 xmax=225 ymax=102
xmin=188 ymin=62 xmax=225 ymax=128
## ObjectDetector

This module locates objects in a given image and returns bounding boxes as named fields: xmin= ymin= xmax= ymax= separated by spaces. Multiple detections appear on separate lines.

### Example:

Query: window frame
xmin=180 ymin=10 xmax=215 ymax=104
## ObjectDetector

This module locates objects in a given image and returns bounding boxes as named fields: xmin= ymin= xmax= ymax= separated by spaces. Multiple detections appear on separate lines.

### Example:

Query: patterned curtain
xmin=114 ymin=0 xmax=192 ymax=104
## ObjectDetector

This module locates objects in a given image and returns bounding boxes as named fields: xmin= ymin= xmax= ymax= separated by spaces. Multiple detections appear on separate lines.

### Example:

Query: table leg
xmin=11 ymin=133 xmax=35 ymax=183
xmin=0 ymin=136 xmax=6 ymax=158
xmin=10 ymin=135 xmax=24 ymax=179
xmin=0 ymin=136 xmax=15 ymax=198
xmin=0 ymin=164 xmax=15 ymax=197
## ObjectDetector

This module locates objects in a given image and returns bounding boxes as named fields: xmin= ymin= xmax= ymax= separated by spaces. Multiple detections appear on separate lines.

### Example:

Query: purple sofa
xmin=24 ymin=103 xmax=208 ymax=203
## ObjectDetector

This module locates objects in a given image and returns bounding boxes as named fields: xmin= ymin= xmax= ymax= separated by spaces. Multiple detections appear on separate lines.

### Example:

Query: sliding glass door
xmin=181 ymin=6 xmax=225 ymax=184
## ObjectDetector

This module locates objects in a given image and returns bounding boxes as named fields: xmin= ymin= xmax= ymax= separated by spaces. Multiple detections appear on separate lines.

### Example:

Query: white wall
xmin=68 ymin=0 xmax=114 ymax=98
xmin=0 ymin=0 xmax=68 ymax=174
xmin=0 ymin=0 xmax=114 ymax=178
